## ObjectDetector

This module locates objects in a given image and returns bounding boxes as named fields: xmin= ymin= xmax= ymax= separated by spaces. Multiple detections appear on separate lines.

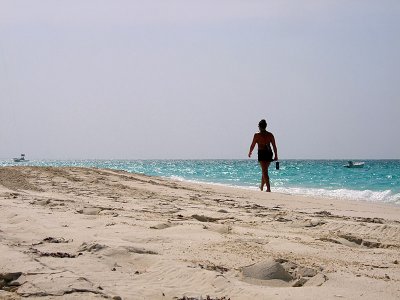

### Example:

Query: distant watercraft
xmin=344 ymin=161 xmax=364 ymax=168
xmin=13 ymin=154 xmax=29 ymax=162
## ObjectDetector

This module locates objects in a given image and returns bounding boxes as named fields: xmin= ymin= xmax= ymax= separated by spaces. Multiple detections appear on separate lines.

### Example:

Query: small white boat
xmin=344 ymin=161 xmax=364 ymax=168
xmin=13 ymin=154 xmax=29 ymax=162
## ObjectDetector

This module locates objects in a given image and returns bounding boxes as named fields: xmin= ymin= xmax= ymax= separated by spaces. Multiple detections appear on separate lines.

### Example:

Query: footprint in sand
xmin=241 ymin=258 xmax=327 ymax=287
xmin=76 ymin=207 xmax=102 ymax=215
xmin=150 ymin=222 xmax=174 ymax=230
xmin=0 ymin=272 xmax=22 ymax=292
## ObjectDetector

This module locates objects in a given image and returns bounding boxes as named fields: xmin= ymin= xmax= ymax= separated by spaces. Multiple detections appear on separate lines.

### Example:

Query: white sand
xmin=0 ymin=166 xmax=399 ymax=299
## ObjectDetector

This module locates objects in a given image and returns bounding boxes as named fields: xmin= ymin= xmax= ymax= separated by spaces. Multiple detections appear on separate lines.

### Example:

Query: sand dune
xmin=0 ymin=166 xmax=399 ymax=299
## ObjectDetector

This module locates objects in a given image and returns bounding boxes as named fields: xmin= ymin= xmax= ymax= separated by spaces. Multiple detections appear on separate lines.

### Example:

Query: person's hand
xmin=248 ymin=152 xmax=252 ymax=158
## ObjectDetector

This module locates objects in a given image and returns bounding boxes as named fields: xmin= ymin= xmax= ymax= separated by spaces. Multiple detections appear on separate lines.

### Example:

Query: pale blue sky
xmin=1 ymin=0 xmax=399 ymax=159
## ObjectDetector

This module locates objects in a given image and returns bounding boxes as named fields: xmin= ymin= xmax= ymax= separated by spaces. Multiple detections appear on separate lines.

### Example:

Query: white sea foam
xmin=273 ymin=187 xmax=400 ymax=204
xmin=166 ymin=176 xmax=400 ymax=205
xmin=169 ymin=175 xmax=187 ymax=181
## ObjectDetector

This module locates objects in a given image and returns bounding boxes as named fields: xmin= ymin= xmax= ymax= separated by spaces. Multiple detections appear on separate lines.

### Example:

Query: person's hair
xmin=258 ymin=119 xmax=267 ymax=130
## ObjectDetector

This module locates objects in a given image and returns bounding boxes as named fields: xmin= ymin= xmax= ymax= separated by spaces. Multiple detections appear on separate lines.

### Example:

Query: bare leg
xmin=259 ymin=163 xmax=265 ymax=191
xmin=260 ymin=161 xmax=271 ymax=192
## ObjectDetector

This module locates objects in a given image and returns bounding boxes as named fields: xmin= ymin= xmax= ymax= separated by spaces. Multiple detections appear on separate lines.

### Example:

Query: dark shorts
xmin=258 ymin=149 xmax=273 ymax=162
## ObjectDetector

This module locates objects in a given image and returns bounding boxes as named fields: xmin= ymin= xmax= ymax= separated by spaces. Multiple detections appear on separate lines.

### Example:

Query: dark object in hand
xmin=276 ymin=161 xmax=280 ymax=170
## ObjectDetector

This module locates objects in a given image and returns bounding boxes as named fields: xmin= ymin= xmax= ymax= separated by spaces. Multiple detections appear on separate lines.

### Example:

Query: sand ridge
xmin=0 ymin=166 xmax=399 ymax=299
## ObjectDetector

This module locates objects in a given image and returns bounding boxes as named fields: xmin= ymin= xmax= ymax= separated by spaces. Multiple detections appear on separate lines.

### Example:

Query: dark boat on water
xmin=13 ymin=154 xmax=29 ymax=162
xmin=344 ymin=161 xmax=364 ymax=168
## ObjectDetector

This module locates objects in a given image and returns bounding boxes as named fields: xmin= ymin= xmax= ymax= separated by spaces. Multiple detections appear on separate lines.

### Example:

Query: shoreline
xmin=168 ymin=176 xmax=400 ymax=207
xmin=2 ymin=159 xmax=399 ymax=205
xmin=0 ymin=166 xmax=399 ymax=299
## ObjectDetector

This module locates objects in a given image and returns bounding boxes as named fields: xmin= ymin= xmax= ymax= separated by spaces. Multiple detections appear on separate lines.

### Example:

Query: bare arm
xmin=271 ymin=134 xmax=278 ymax=160
xmin=248 ymin=134 xmax=257 ymax=158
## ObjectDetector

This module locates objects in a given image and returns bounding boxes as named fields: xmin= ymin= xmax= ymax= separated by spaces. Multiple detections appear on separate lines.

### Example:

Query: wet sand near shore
xmin=0 ymin=166 xmax=399 ymax=299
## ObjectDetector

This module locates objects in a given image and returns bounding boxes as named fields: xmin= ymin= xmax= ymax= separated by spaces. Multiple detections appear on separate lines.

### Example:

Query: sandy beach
xmin=0 ymin=166 xmax=399 ymax=299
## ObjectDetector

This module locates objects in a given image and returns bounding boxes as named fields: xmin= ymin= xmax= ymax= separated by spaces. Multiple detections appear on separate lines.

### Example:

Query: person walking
xmin=248 ymin=119 xmax=278 ymax=192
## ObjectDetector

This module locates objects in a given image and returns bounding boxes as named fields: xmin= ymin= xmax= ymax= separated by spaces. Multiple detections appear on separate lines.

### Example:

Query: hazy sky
xmin=1 ymin=0 xmax=399 ymax=159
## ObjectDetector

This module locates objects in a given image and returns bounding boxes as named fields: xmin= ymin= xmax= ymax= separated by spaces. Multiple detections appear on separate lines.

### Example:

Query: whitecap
xmin=273 ymin=187 xmax=400 ymax=204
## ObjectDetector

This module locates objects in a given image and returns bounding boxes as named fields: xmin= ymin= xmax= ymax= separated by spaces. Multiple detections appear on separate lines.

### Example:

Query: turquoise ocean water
xmin=1 ymin=159 xmax=399 ymax=205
